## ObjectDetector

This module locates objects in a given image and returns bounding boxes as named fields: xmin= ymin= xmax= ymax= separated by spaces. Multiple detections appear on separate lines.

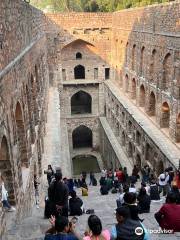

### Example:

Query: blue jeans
xmin=2 ymin=200 xmax=11 ymax=209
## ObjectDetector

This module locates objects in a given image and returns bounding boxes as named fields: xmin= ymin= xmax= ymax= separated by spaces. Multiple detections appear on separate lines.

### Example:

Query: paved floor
xmin=4 ymin=179 xmax=180 ymax=240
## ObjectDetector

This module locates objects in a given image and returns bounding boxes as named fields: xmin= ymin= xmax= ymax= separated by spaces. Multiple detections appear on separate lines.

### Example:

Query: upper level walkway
xmin=105 ymin=80 xmax=180 ymax=169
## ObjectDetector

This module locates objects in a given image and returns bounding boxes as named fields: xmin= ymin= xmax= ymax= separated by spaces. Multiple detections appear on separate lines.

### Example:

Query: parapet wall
xmin=112 ymin=2 xmax=179 ymax=34
xmin=46 ymin=12 xmax=112 ymax=29
xmin=0 ymin=0 xmax=46 ymax=71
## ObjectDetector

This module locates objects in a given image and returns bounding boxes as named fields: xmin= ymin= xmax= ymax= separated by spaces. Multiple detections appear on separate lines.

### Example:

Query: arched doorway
xmin=149 ymin=49 xmax=157 ymax=82
xmin=163 ymin=53 xmax=172 ymax=90
xmin=148 ymin=92 xmax=156 ymax=116
xmin=30 ymin=74 xmax=38 ymax=125
xmin=76 ymin=52 xmax=82 ymax=59
xmin=157 ymin=160 xmax=164 ymax=175
xmin=139 ymin=85 xmax=145 ymax=107
xmin=131 ymin=78 xmax=136 ymax=99
xmin=74 ymin=65 xmax=85 ymax=79
xmin=128 ymin=142 xmax=133 ymax=157
xmin=122 ymin=131 xmax=125 ymax=146
xmin=26 ymin=85 xmax=35 ymax=144
xmin=140 ymin=46 xmax=145 ymax=76
xmin=145 ymin=143 xmax=152 ymax=162
xmin=71 ymin=91 xmax=92 ymax=114
xmin=136 ymin=154 xmax=141 ymax=170
xmin=132 ymin=44 xmax=136 ymax=71
xmin=15 ymin=102 xmax=28 ymax=167
xmin=125 ymin=74 xmax=129 ymax=93
xmin=72 ymin=125 xmax=92 ymax=149
xmin=161 ymin=102 xmax=170 ymax=128
xmin=72 ymin=155 xmax=100 ymax=175
xmin=0 ymin=136 xmax=16 ymax=204
xmin=176 ymin=113 xmax=180 ymax=142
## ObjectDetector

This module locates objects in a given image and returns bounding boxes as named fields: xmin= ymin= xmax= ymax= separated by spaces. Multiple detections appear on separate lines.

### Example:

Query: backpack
xmin=82 ymin=187 xmax=88 ymax=196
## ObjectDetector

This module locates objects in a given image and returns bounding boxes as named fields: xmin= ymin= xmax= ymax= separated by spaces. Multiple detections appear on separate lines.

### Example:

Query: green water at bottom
xmin=73 ymin=155 xmax=100 ymax=175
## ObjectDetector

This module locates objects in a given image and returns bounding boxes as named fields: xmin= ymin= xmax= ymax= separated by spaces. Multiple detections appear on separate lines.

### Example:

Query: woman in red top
xmin=174 ymin=170 xmax=180 ymax=189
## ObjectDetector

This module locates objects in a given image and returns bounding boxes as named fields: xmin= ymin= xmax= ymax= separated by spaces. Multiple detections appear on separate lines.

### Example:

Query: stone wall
xmin=0 ymin=1 xmax=49 ymax=238
xmin=48 ymin=1 xmax=180 ymax=178
xmin=45 ymin=12 xmax=112 ymax=86
xmin=111 ymin=2 xmax=180 ymax=143
xmin=104 ymin=80 xmax=180 ymax=174
xmin=0 ymin=0 xmax=46 ymax=71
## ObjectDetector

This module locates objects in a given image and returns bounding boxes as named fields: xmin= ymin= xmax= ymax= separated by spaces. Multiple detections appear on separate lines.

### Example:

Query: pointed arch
xmin=74 ymin=65 xmax=85 ymax=79
xmin=157 ymin=160 xmax=164 ymax=175
xmin=71 ymin=90 xmax=92 ymax=114
xmin=128 ymin=142 xmax=133 ymax=157
xmin=15 ymin=102 xmax=28 ymax=167
xmin=72 ymin=125 xmax=92 ymax=149
xmin=140 ymin=46 xmax=145 ymax=76
xmin=136 ymin=154 xmax=141 ymax=170
xmin=149 ymin=49 xmax=157 ymax=82
xmin=161 ymin=102 xmax=170 ymax=128
xmin=62 ymin=39 xmax=95 ymax=50
xmin=76 ymin=52 xmax=82 ymax=59
xmin=125 ymin=74 xmax=129 ymax=93
xmin=148 ymin=91 xmax=156 ymax=116
xmin=132 ymin=44 xmax=136 ymax=71
xmin=30 ymin=74 xmax=38 ymax=125
xmin=131 ymin=78 xmax=136 ymax=99
xmin=0 ymin=136 xmax=16 ymax=204
xmin=121 ymin=131 xmax=125 ymax=146
xmin=163 ymin=53 xmax=172 ymax=90
xmin=139 ymin=85 xmax=145 ymax=107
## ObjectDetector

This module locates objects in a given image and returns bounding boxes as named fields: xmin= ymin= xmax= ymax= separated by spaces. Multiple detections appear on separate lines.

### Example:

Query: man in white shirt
xmin=158 ymin=170 xmax=169 ymax=196
xmin=129 ymin=183 xmax=137 ymax=193
xmin=0 ymin=175 xmax=15 ymax=212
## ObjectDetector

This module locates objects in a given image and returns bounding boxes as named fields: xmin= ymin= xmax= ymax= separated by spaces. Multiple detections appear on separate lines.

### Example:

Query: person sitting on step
xmin=45 ymin=215 xmax=79 ymax=240
xmin=69 ymin=190 xmax=84 ymax=216
xmin=111 ymin=206 xmax=149 ymax=240
xmin=84 ymin=215 xmax=110 ymax=240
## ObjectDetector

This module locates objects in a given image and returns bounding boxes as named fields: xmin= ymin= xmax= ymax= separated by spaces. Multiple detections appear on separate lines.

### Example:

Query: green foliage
xmin=30 ymin=0 xmax=170 ymax=12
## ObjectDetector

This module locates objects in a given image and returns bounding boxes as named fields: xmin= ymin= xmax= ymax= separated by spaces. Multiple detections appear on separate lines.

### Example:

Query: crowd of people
xmin=1 ymin=162 xmax=180 ymax=239
xmin=42 ymin=164 xmax=180 ymax=240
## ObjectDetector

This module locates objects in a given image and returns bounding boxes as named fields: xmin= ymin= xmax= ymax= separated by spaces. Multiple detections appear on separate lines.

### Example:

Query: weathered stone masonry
xmin=0 ymin=1 xmax=48 ymax=238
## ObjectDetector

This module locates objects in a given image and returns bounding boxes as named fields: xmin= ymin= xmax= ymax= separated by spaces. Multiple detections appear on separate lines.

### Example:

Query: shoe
xmin=8 ymin=207 xmax=16 ymax=212
xmin=36 ymin=205 xmax=39 ymax=209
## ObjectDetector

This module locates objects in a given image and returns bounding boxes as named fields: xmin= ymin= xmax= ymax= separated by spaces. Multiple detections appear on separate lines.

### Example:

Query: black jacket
xmin=48 ymin=180 xmax=69 ymax=207
xmin=115 ymin=219 xmax=145 ymax=240
xmin=69 ymin=197 xmax=83 ymax=216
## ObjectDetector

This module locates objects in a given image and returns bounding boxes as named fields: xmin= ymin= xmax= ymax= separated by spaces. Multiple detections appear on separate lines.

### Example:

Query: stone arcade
xmin=0 ymin=0 xmax=180 ymax=238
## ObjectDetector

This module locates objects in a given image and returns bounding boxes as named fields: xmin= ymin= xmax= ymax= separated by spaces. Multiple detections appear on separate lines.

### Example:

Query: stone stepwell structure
xmin=0 ymin=0 xmax=180 ymax=238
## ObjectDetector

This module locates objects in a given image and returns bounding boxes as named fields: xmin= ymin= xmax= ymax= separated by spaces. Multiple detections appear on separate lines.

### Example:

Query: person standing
xmin=48 ymin=172 xmax=69 ymax=217
xmin=34 ymin=175 xmax=40 ymax=209
xmin=89 ymin=172 xmax=94 ymax=186
xmin=158 ymin=170 xmax=169 ymax=196
xmin=45 ymin=165 xmax=54 ymax=186
xmin=0 ymin=175 xmax=15 ymax=212
xmin=149 ymin=179 xmax=160 ymax=201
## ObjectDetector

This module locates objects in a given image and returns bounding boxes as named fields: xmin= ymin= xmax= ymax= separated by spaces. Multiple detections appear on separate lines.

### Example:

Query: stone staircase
xmin=3 ymin=183 xmax=180 ymax=240
xmin=4 ymin=205 xmax=49 ymax=240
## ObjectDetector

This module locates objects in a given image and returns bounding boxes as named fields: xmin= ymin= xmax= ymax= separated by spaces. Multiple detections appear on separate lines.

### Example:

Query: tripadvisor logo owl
xmin=135 ymin=227 xmax=144 ymax=236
